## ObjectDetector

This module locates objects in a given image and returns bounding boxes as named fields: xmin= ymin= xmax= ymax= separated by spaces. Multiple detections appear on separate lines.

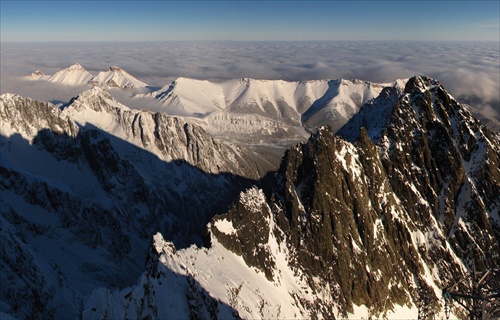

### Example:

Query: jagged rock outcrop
xmin=207 ymin=75 xmax=500 ymax=318
xmin=340 ymin=76 xmax=500 ymax=265
xmin=210 ymin=188 xmax=276 ymax=281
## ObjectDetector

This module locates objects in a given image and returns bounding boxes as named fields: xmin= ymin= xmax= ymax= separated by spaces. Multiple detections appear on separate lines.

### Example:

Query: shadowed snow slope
xmin=0 ymin=88 xmax=270 ymax=319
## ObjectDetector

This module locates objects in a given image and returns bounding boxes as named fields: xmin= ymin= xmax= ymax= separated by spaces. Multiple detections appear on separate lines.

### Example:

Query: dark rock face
xmin=210 ymin=188 xmax=275 ymax=280
xmin=212 ymin=76 xmax=500 ymax=317
xmin=270 ymin=126 xmax=416 ymax=315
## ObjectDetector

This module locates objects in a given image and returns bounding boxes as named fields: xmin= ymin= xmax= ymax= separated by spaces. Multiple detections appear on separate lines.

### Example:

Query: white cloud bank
xmin=1 ymin=41 xmax=498 ymax=127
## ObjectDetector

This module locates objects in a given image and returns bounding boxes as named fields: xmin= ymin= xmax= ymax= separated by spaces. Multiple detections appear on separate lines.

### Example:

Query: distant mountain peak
xmin=109 ymin=66 xmax=123 ymax=72
xmin=89 ymin=65 xmax=148 ymax=89
xmin=24 ymin=69 xmax=48 ymax=81
xmin=67 ymin=63 xmax=85 ymax=71
xmin=47 ymin=63 xmax=94 ymax=86
xmin=24 ymin=63 xmax=148 ymax=90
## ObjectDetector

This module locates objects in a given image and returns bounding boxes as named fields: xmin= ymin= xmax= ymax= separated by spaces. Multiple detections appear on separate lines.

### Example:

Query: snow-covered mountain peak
xmin=67 ymin=63 xmax=85 ymax=71
xmin=63 ymin=86 xmax=130 ymax=116
xmin=23 ymin=63 xmax=148 ymax=90
xmin=23 ymin=69 xmax=49 ymax=81
xmin=48 ymin=63 xmax=94 ymax=86
xmin=167 ymin=77 xmax=217 ymax=92
xmin=76 ymin=86 xmax=115 ymax=101
xmin=109 ymin=66 xmax=123 ymax=72
xmin=238 ymin=77 xmax=286 ymax=86
xmin=89 ymin=66 xmax=148 ymax=90
xmin=174 ymin=76 xmax=199 ymax=83
xmin=404 ymin=75 xmax=440 ymax=93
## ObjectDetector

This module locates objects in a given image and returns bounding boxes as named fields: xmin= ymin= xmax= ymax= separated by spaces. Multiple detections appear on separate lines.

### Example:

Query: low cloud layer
xmin=1 ymin=41 xmax=498 ymax=127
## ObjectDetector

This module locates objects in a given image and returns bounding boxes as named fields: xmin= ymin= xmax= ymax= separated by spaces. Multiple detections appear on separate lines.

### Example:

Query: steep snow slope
xmin=48 ymin=63 xmax=94 ymax=86
xmin=89 ymin=66 xmax=148 ymax=89
xmin=150 ymin=77 xmax=234 ymax=116
xmin=300 ymin=78 xmax=406 ymax=131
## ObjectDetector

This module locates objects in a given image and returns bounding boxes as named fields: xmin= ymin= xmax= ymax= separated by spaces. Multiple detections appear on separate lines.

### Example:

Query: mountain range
xmin=27 ymin=64 xmax=410 ymax=164
xmin=1 ymin=72 xmax=499 ymax=319
xmin=25 ymin=64 xmax=148 ymax=90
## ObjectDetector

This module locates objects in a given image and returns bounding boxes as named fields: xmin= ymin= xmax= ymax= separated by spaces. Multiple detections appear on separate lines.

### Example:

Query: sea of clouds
xmin=1 ymin=41 xmax=498 ymax=128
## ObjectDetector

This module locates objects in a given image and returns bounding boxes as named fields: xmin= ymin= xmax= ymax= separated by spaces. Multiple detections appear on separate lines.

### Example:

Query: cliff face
xmin=208 ymin=76 xmax=500 ymax=317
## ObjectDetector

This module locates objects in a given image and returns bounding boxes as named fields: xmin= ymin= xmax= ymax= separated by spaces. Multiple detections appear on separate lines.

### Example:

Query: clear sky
xmin=1 ymin=0 xmax=499 ymax=42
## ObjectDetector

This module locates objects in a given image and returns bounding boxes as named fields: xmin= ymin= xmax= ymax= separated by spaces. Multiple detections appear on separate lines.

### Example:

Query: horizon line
xmin=2 ymin=39 xmax=499 ymax=44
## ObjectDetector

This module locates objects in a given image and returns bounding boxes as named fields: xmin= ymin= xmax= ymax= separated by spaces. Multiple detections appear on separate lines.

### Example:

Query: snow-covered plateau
xmin=1 ymin=73 xmax=499 ymax=319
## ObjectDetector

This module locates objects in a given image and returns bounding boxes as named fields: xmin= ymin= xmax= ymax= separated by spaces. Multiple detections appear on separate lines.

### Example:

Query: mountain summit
xmin=89 ymin=66 xmax=148 ymax=89
xmin=24 ymin=64 xmax=148 ymax=89
xmin=24 ymin=69 xmax=49 ymax=81
xmin=47 ymin=63 xmax=94 ymax=86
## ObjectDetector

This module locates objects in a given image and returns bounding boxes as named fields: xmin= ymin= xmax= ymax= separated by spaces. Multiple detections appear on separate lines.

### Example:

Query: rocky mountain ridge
xmin=79 ymin=76 xmax=499 ymax=319
xmin=142 ymin=77 xmax=407 ymax=148
xmin=26 ymin=64 xmax=408 ymax=149
xmin=1 ymin=75 xmax=499 ymax=319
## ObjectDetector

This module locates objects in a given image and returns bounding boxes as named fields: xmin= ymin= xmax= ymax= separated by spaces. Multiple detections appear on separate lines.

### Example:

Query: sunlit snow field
xmin=1 ymin=41 xmax=498 ymax=122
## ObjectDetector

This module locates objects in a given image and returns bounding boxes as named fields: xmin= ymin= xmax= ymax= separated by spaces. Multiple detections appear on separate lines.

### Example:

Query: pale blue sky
xmin=1 ymin=1 xmax=499 ymax=42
